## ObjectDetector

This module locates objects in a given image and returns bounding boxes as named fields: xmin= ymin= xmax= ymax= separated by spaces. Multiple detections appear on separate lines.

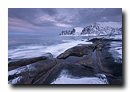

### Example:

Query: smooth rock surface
xmin=8 ymin=59 xmax=57 ymax=84
xmin=8 ymin=53 xmax=53 ymax=71
xmin=57 ymin=44 xmax=95 ymax=59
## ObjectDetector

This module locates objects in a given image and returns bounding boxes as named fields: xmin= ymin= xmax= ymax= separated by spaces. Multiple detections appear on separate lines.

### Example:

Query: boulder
xmin=8 ymin=53 xmax=53 ymax=71
xmin=75 ymin=57 xmax=95 ymax=70
xmin=97 ymin=45 xmax=122 ymax=75
xmin=43 ymin=62 xmax=96 ymax=84
xmin=57 ymin=45 xmax=95 ymax=59
xmin=8 ymin=66 xmax=30 ymax=84
xmin=8 ymin=59 xmax=57 ymax=84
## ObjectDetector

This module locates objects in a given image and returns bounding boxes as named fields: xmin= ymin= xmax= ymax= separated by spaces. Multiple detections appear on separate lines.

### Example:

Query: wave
xmin=8 ymin=39 xmax=92 ymax=59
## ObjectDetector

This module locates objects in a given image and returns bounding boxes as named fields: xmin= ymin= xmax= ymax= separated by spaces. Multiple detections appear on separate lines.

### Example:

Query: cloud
xmin=39 ymin=8 xmax=58 ymax=16
xmin=8 ymin=8 xmax=122 ymax=36
xmin=55 ymin=23 xmax=72 ymax=28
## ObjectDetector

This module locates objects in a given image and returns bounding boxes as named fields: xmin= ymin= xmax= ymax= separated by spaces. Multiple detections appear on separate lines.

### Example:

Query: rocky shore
xmin=8 ymin=38 xmax=122 ymax=84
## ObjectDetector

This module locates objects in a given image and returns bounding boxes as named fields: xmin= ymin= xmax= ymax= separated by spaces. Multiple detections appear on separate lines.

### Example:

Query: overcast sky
xmin=8 ymin=8 xmax=122 ymax=36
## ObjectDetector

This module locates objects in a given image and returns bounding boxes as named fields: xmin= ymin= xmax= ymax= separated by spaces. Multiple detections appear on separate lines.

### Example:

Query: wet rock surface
xmin=8 ymin=53 xmax=57 ymax=84
xmin=43 ymin=62 xmax=96 ymax=84
xmin=8 ymin=38 xmax=122 ymax=84
xmin=8 ymin=52 xmax=53 ymax=71
xmin=57 ymin=44 xmax=95 ymax=59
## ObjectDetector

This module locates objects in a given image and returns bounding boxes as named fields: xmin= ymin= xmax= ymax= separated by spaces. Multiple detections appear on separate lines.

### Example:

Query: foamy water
xmin=8 ymin=36 xmax=92 ymax=59
xmin=8 ymin=35 xmax=122 ymax=60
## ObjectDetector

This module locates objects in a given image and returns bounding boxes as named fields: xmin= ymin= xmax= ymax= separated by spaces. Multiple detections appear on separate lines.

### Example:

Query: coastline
xmin=8 ymin=37 xmax=122 ymax=84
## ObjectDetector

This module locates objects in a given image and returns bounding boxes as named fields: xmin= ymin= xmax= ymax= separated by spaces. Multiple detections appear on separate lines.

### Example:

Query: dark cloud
xmin=8 ymin=8 xmax=122 ymax=36
xmin=67 ymin=8 xmax=122 ymax=27
xmin=39 ymin=8 xmax=58 ymax=16
xmin=101 ymin=8 xmax=122 ymax=16
xmin=8 ymin=8 xmax=38 ymax=20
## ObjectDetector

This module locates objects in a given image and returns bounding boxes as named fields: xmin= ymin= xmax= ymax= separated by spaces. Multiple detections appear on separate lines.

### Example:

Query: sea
xmin=8 ymin=35 xmax=122 ymax=84
xmin=8 ymin=36 xmax=94 ymax=60
xmin=8 ymin=35 xmax=122 ymax=60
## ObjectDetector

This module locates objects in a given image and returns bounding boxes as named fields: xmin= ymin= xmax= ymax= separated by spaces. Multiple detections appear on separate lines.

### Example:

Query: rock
xmin=8 ymin=59 xmax=57 ymax=84
xmin=8 ymin=53 xmax=53 ymax=71
xmin=43 ymin=62 xmax=96 ymax=84
xmin=75 ymin=57 xmax=95 ymax=70
xmin=57 ymin=55 xmax=87 ymax=64
xmin=106 ymin=76 xmax=122 ymax=84
xmin=88 ymin=38 xmax=122 ymax=44
xmin=57 ymin=45 xmax=95 ymax=59
xmin=97 ymin=45 xmax=122 ymax=75
xmin=42 ymin=52 xmax=53 ymax=59
xmin=8 ymin=38 xmax=122 ymax=84
xmin=8 ymin=66 xmax=30 ymax=84
xmin=8 ymin=58 xmax=12 ymax=61
xmin=112 ymin=64 xmax=122 ymax=77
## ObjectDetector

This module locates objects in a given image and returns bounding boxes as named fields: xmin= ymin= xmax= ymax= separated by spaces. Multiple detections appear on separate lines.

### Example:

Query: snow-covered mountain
xmin=73 ymin=27 xmax=83 ymax=36
xmin=81 ymin=22 xmax=122 ymax=36
xmin=59 ymin=27 xmax=83 ymax=36
xmin=59 ymin=29 xmax=76 ymax=36
xmin=59 ymin=22 xmax=122 ymax=36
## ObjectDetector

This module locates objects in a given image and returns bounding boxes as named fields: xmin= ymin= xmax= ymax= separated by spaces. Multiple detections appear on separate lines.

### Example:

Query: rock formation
xmin=8 ymin=38 xmax=122 ymax=84
xmin=59 ymin=22 xmax=122 ymax=36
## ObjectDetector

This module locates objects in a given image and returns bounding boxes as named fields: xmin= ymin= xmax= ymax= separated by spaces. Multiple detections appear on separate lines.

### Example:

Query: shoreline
xmin=8 ymin=37 xmax=122 ymax=84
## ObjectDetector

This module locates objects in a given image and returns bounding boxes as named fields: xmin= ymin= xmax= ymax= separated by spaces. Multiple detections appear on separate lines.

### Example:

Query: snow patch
xmin=108 ymin=40 xmax=122 ymax=63
xmin=74 ymin=27 xmax=83 ymax=33
xmin=51 ymin=69 xmax=108 ymax=84
xmin=8 ymin=66 xmax=27 ymax=76
xmin=8 ymin=76 xmax=23 ymax=84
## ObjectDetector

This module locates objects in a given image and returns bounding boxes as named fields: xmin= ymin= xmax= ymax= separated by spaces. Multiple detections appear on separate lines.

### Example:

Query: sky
xmin=8 ymin=8 xmax=122 ymax=36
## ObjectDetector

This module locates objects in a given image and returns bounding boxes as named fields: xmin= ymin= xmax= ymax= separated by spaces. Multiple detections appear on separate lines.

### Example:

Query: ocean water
xmin=8 ymin=36 xmax=93 ymax=60
xmin=8 ymin=35 xmax=122 ymax=63
xmin=8 ymin=35 xmax=122 ymax=84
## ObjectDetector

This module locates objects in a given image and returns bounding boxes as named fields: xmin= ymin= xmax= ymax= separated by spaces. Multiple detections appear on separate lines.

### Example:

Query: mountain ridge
xmin=59 ymin=22 xmax=122 ymax=36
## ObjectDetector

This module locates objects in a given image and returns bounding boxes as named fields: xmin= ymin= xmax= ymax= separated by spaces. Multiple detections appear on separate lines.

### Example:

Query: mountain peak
xmin=59 ymin=22 xmax=122 ymax=36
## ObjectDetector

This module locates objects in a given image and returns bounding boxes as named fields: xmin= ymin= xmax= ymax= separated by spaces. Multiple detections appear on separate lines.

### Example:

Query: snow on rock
xmin=8 ymin=76 xmax=23 ymax=84
xmin=109 ymin=41 xmax=122 ymax=63
xmin=59 ymin=27 xmax=83 ymax=36
xmin=59 ymin=22 xmax=122 ymax=36
xmin=51 ymin=69 xmax=109 ymax=84
xmin=81 ymin=22 xmax=122 ymax=36
xmin=8 ymin=66 xmax=27 ymax=76
xmin=74 ymin=27 xmax=83 ymax=36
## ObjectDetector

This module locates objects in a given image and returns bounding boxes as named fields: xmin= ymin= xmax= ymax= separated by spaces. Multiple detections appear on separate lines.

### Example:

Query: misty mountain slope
xmin=59 ymin=22 xmax=122 ymax=36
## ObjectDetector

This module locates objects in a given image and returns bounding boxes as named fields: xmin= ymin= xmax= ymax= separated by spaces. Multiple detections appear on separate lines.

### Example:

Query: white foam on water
xmin=51 ymin=69 xmax=108 ymax=84
xmin=8 ymin=39 xmax=93 ymax=59
xmin=8 ymin=45 xmax=47 ymax=59
xmin=109 ymin=35 xmax=122 ymax=40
